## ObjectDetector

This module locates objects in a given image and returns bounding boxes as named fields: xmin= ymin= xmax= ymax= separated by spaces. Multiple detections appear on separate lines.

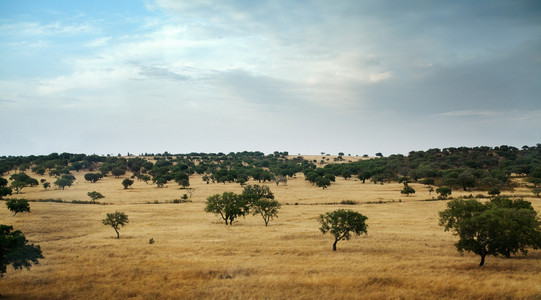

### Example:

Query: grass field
xmin=1 ymin=164 xmax=540 ymax=299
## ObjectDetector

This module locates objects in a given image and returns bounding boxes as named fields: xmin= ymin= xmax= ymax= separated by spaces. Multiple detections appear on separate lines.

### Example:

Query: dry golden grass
xmin=1 ymin=169 xmax=540 ymax=299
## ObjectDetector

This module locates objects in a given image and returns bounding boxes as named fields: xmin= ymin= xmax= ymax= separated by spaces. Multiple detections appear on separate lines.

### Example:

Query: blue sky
xmin=1 ymin=0 xmax=540 ymax=156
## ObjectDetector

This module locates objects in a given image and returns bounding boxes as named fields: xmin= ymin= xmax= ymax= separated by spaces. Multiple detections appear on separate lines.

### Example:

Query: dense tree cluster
xmin=0 ymin=145 xmax=540 ymax=196
xmin=205 ymin=184 xmax=281 ymax=226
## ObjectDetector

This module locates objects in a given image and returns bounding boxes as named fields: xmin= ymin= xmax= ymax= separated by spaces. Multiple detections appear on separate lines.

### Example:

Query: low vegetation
xmin=0 ymin=145 xmax=540 ymax=298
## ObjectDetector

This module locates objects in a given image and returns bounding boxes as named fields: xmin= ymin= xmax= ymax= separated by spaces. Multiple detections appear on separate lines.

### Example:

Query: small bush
xmin=340 ymin=200 xmax=357 ymax=205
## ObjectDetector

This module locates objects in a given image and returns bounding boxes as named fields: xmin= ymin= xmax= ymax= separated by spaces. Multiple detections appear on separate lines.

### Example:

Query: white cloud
xmin=369 ymin=71 xmax=393 ymax=82
xmin=84 ymin=36 xmax=111 ymax=47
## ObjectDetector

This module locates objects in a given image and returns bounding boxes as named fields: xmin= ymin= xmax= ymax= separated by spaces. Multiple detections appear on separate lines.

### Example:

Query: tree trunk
xmin=333 ymin=239 xmax=338 ymax=251
xmin=479 ymin=254 xmax=486 ymax=267
xmin=115 ymin=229 xmax=120 ymax=239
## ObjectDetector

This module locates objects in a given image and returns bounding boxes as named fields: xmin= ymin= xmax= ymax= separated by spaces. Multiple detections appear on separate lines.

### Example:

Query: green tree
xmin=487 ymin=187 xmax=501 ymax=197
xmin=439 ymin=198 xmax=541 ymax=266
xmin=9 ymin=173 xmax=38 ymax=194
xmin=84 ymin=173 xmax=103 ymax=183
xmin=43 ymin=182 xmax=50 ymax=190
xmin=0 ymin=178 xmax=12 ymax=199
xmin=174 ymin=172 xmax=190 ymax=188
xmin=241 ymin=185 xmax=280 ymax=226
xmin=102 ymin=211 xmax=129 ymax=239
xmin=241 ymin=184 xmax=274 ymax=206
xmin=54 ymin=177 xmax=72 ymax=190
xmin=204 ymin=192 xmax=248 ymax=225
xmin=400 ymin=185 xmax=416 ymax=197
xmin=111 ymin=167 xmax=126 ymax=178
xmin=436 ymin=186 xmax=452 ymax=199
xmin=318 ymin=209 xmax=368 ymax=251
xmin=533 ymin=187 xmax=541 ymax=197
xmin=0 ymin=225 xmax=43 ymax=279
xmin=121 ymin=178 xmax=134 ymax=189
xmin=87 ymin=191 xmax=105 ymax=202
xmin=252 ymin=198 xmax=281 ymax=226
xmin=5 ymin=199 xmax=30 ymax=216
xmin=316 ymin=177 xmax=331 ymax=189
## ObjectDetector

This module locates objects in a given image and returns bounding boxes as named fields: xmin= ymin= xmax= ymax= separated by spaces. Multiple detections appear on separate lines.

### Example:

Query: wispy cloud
xmin=438 ymin=110 xmax=501 ymax=117
xmin=84 ymin=36 xmax=111 ymax=47
xmin=0 ymin=21 xmax=95 ymax=36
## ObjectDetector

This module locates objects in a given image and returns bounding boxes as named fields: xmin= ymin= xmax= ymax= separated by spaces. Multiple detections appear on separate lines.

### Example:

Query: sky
xmin=1 ymin=0 xmax=540 ymax=157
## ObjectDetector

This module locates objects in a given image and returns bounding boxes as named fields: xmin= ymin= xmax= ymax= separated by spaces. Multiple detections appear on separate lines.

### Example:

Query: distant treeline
xmin=1 ymin=145 xmax=540 ymax=191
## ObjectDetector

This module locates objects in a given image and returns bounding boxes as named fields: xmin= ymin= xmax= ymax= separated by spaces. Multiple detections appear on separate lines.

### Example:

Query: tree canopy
xmin=439 ymin=197 xmax=541 ymax=266
xmin=102 ymin=211 xmax=129 ymax=239
xmin=205 ymin=192 xmax=249 ymax=225
xmin=319 ymin=209 xmax=368 ymax=251
xmin=0 ymin=225 xmax=43 ymax=278
xmin=5 ymin=199 xmax=30 ymax=216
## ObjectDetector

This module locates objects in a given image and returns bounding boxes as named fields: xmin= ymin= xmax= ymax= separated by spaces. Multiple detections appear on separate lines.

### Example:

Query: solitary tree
xmin=401 ymin=185 xmax=416 ymax=197
xmin=318 ymin=209 xmax=368 ymax=251
xmin=43 ymin=182 xmax=50 ymax=190
xmin=436 ymin=186 xmax=452 ymax=199
xmin=439 ymin=198 xmax=541 ymax=266
xmin=205 ymin=192 xmax=248 ymax=225
xmin=87 ymin=191 xmax=105 ymax=203
xmin=54 ymin=177 xmax=72 ymax=190
xmin=121 ymin=179 xmax=134 ymax=189
xmin=102 ymin=211 xmax=129 ymax=239
xmin=5 ymin=199 xmax=30 ymax=216
xmin=84 ymin=173 xmax=103 ymax=183
xmin=0 ymin=225 xmax=43 ymax=280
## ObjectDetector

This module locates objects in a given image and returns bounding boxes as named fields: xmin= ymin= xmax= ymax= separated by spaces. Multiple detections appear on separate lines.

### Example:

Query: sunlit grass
xmin=1 ymin=169 xmax=540 ymax=299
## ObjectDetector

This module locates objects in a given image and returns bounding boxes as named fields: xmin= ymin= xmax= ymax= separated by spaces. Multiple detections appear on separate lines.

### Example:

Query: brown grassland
xmin=1 ymin=158 xmax=540 ymax=299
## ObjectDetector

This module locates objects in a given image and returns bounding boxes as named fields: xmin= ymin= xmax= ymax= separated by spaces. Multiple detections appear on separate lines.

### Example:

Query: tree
xmin=54 ymin=177 xmax=72 ymax=190
xmin=102 ymin=211 xmax=129 ymax=239
xmin=174 ymin=172 xmax=190 ymax=188
xmin=0 ymin=178 xmax=12 ymax=200
xmin=43 ymin=182 xmax=50 ymax=190
xmin=111 ymin=167 xmax=126 ymax=178
xmin=9 ymin=173 xmax=39 ymax=194
xmin=5 ymin=199 xmax=30 ymax=216
xmin=205 ymin=192 xmax=248 ymax=225
xmin=436 ymin=186 xmax=452 ymax=199
xmin=241 ymin=185 xmax=280 ymax=226
xmin=316 ymin=177 xmax=331 ymax=189
xmin=241 ymin=184 xmax=274 ymax=206
xmin=487 ymin=187 xmax=501 ymax=197
xmin=121 ymin=178 xmax=134 ymax=189
xmin=252 ymin=199 xmax=281 ymax=226
xmin=84 ymin=173 xmax=103 ymax=183
xmin=0 ymin=225 xmax=43 ymax=279
xmin=87 ymin=191 xmax=105 ymax=203
xmin=401 ymin=185 xmax=415 ymax=197
xmin=318 ymin=209 xmax=368 ymax=251
xmin=533 ymin=187 xmax=541 ymax=197
xmin=439 ymin=198 xmax=541 ymax=266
